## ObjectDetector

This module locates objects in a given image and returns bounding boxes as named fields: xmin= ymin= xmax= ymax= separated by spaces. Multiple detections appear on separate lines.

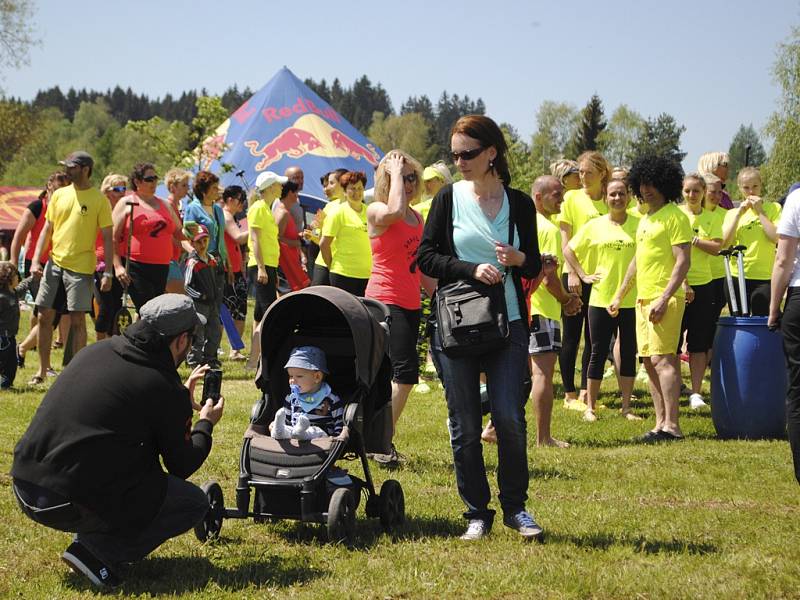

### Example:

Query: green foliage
xmin=0 ymin=0 xmax=37 ymax=75
xmin=305 ymin=75 xmax=393 ymax=132
xmin=368 ymin=111 xmax=439 ymax=166
xmin=0 ymin=98 xmax=40 ymax=178
xmin=763 ymin=27 xmax=800 ymax=197
xmin=631 ymin=113 xmax=686 ymax=163
xmin=502 ymin=123 xmax=538 ymax=192
xmin=566 ymin=94 xmax=607 ymax=157
xmin=530 ymin=100 xmax=579 ymax=172
xmin=597 ymin=104 xmax=646 ymax=167
xmin=728 ymin=124 xmax=767 ymax=183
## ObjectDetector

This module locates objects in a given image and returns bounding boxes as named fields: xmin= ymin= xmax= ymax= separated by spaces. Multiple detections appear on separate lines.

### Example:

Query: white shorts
xmin=528 ymin=316 xmax=562 ymax=354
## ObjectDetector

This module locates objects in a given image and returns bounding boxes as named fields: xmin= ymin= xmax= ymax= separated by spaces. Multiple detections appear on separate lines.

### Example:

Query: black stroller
xmin=194 ymin=287 xmax=405 ymax=544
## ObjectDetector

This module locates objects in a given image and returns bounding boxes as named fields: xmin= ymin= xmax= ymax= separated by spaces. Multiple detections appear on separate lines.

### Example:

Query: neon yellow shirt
xmin=569 ymin=214 xmax=639 ymax=308
xmin=679 ymin=205 xmax=722 ymax=287
xmin=247 ymin=199 xmax=280 ymax=268
xmin=529 ymin=212 xmax=563 ymax=321
xmin=416 ymin=198 xmax=432 ymax=221
xmin=47 ymin=184 xmax=112 ymax=274
xmin=321 ymin=201 xmax=371 ymax=278
xmin=723 ymin=202 xmax=781 ymax=280
xmin=314 ymin=199 xmax=342 ymax=267
xmin=559 ymin=188 xmax=608 ymax=235
xmin=635 ymin=202 xmax=693 ymax=300
xmin=707 ymin=207 xmax=728 ymax=279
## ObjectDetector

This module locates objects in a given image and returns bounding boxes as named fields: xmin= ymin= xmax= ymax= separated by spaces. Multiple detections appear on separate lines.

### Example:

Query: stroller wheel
xmin=379 ymin=479 xmax=405 ymax=531
xmin=327 ymin=488 xmax=356 ymax=544
xmin=194 ymin=481 xmax=224 ymax=542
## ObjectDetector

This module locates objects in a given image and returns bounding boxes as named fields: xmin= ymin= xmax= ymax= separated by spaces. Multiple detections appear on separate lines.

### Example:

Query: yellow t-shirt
xmin=635 ymin=202 xmax=693 ymax=300
xmin=558 ymin=188 xmax=608 ymax=235
xmin=529 ymin=212 xmax=563 ymax=321
xmin=679 ymin=205 xmax=722 ymax=287
xmin=708 ymin=207 xmax=728 ymax=280
xmin=416 ymin=198 xmax=433 ymax=221
xmin=569 ymin=214 xmax=639 ymax=309
xmin=314 ymin=199 xmax=342 ymax=267
xmin=47 ymin=184 xmax=112 ymax=274
xmin=321 ymin=201 xmax=371 ymax=278
xmin=247 ymin=199 xmax=280 ymax=268
xmin=723 ymin=202 xmax=782 ymax=280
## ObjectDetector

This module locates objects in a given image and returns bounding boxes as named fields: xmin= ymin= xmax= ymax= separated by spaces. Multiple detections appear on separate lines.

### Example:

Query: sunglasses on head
xmin=110 ymin=186 xmax=126 ymax=193
xmin=141 ymin=175 xmax=158 ymax=183
xmin=402 ymin=173 xmax=418 ymax=184
xmin=450 ymin=146 xmax=485 ymax=162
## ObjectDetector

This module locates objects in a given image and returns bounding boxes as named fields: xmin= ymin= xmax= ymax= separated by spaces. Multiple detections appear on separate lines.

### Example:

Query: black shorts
xmin=127 ymin=261 xmax=169 ymax=311
xmin=680 ymin=282 xmax=715 ymax=353
xmin=388 ymin=304 xmax=421 ymax=385
xmin=223 ymin=271 xmax=248 ymax=321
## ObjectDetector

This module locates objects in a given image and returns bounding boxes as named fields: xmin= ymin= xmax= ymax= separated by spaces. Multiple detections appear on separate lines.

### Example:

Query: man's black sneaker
xmin=62 ymin=541 xmax=121 ymax=589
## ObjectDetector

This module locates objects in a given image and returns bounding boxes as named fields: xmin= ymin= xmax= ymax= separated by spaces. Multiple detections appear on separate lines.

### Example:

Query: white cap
xmin=255 ymin=171 xmax=288 ymax=191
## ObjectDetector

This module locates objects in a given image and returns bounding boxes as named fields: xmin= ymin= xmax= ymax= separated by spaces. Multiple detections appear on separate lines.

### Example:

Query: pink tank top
xmin=125 ymin=196 xmax=176 ymax=265
xmin=365 ymin=209 xmax=423 ymax=310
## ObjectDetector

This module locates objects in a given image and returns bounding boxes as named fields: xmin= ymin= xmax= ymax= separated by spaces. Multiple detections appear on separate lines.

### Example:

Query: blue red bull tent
xmin=198 ymin=67 xmax=384 ymax=200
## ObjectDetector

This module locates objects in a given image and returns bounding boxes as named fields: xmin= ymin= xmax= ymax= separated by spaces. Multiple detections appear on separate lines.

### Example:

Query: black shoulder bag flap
xmin=437 ymin=198 xmax=514 ymax=358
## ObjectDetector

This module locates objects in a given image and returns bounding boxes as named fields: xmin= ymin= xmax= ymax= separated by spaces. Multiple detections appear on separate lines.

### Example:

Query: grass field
xmin=1 ymin=309 xmax=798 ymax=599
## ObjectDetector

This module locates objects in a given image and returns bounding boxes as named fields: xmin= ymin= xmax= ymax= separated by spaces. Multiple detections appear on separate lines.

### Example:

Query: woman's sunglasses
xmin=402 ymin=173 xmax=418 ymax=184
xmin=110 ymin=186 xmax=126 ymax=193
xmin=450 ymin=147 xmax=485 ymax=162
xmin=141 ymin=175 xmax=159 ymax=183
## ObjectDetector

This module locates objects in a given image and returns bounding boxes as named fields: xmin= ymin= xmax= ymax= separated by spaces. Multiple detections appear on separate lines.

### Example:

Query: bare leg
xmin=586 ymin=378 xmax=601 ymax=412
xmin=20 ymin=313 xmax=38 ymax=353
xmin=531 ymin=352 xmax=569 ymax=447
xmin=35 ymin=308 xmax=55 ymax=378
xmin=391 ymin=382 xmax=414 ymax=430
xmin=643 ymin=356 xmax=665 ymax=432
xmin=651 ymin=353 xmax=682 ymax=436
xmin=688 ymin=352 xmax=707 ymax=394
xmin=69 ymin=312 xmax=87 ymax=354
xmin=229 ymin=319 xmax=247 ymax=358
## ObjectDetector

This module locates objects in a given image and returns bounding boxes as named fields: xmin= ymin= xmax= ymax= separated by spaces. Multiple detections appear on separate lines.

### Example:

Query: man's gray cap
xmin=59 ymin=150 xmax=94 ymax=168
xmin=139 ymin=294 xmax=206 ymax=335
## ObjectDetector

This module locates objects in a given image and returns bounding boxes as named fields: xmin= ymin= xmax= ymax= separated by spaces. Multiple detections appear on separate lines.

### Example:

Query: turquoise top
xmin=451 ymin=181 xmax=521 ymax=322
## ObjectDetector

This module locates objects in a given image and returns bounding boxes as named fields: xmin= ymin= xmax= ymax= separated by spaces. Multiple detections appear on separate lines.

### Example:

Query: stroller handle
xmin=360 ymin=297 xmax=392 ymax=327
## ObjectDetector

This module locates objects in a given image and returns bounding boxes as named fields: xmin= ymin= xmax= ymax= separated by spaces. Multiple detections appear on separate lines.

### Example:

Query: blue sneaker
xmin=503 ymin=510 xmax=543 ymax=541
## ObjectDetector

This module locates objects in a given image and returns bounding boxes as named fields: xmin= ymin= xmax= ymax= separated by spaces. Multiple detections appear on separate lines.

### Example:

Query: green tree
xmin=529 ymin=100 xmax=579 ymax=172
xmin=631 ymin=113 xmax=686 ymax=162
xmin=0 ymin=0 xmax=37 ymax=75
xmin=566 ymin=94 xmax=606 ymax=157
xmin=502 ymin=124 xmax=537 ymax=193
xmin=368 ymin=112 xmax=439 ymax=166
xmin=0 ymin=98 xmax=40 ymax=178
xmin=762 ymin=26 xmax=800 ymax=196
xmin=727 ymin=124 xmax=767 ymax=182
xmin=0 ymin=107 xmax=70 ymax=186
xmin=597 ymin=104 xmax=646 ymax=166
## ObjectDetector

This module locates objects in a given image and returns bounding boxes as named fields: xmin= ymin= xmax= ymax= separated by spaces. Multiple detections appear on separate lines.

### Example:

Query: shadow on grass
xmin=65 ymin=554 xmax=325 ymax=594
xmin=548 ymin=531 xmax=717 ymax=555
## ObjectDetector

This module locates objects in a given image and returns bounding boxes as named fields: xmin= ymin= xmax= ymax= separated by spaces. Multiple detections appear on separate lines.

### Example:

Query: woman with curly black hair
xmin=611 ymin=153 xmax=693 ymax=442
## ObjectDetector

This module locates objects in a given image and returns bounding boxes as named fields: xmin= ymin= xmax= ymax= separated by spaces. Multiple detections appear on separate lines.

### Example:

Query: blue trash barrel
xmin=711 ymin=316 xmax=787 ymax=439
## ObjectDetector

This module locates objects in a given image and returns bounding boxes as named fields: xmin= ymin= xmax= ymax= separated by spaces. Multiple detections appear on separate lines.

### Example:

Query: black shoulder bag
xmin=436 ymin=208 xmax=514 ymax=358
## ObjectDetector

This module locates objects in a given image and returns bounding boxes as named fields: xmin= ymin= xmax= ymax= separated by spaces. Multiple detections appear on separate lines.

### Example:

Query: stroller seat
xmin=245 ymin=424 xmax=337 ymax=480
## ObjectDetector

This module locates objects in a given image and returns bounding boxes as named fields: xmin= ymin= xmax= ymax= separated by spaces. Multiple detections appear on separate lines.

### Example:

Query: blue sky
xmin=5 ymin=0 xmax=799 ymax=169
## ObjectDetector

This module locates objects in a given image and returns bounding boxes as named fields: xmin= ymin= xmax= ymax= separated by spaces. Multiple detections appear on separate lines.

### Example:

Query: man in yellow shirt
xmin=529 ymin=176 xmax=582 ymax=447
xmin=613 ymin=154 xmax=692 ymax=443
xmin=30 ymin=152 xmax=113 ymax=384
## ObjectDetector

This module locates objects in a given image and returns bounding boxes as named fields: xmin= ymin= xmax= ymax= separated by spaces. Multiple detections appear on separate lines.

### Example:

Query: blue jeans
xmin=432 ymin=319 xmax=530 ymax=522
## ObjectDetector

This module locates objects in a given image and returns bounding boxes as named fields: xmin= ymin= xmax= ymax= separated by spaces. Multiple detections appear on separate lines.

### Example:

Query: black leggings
xmin=128 ymin=261 xmax=169 ymax=312
xmin=782 ymin=287 xmax=800 ymax=485
xmin=311 ymin=264 xmax=330 ymax=286
xmin=559 ymin=276 xmax=591 ymax=392
xmin=709 ymin=278 xmax=726 ymax=348
xmin=587 ymin=306 xmax=636 ymax=380
xmin=725 ymin=278 xmax=771 ymax=317
xmin=679 ymin=282 xmax=715 ymax=353
xmin=329 ymin=273 xmax=368 ymax=297
xmin=249 ymin=265 xmax=278 ymax=323
xmin=93 ymin=272 xmax=124 ymax=335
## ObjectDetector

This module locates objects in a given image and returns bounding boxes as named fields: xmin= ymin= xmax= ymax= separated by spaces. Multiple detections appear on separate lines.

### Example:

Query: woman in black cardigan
xmin=417 ymin=115 xmax=543 ymax=541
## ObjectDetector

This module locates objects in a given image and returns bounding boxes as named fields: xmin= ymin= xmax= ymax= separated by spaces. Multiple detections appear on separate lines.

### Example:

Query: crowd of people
xmin=4 ymin=112 xmax=800 ymax=588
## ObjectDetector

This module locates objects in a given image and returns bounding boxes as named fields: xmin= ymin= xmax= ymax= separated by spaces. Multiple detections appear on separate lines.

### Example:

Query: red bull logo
xmin=244 ymin=128 xmax=323 ymax=170
xmin=244 ymin=114 xmax=381 ymax=171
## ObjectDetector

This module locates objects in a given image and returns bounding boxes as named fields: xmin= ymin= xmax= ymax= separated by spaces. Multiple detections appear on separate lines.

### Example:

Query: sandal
xmin=28 ymin=375 xmax=45 ymax=385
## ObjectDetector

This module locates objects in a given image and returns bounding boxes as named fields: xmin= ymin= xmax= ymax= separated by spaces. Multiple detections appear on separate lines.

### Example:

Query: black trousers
xmin=781 ymin=287 xmax=800 ymax=485
xmin=329 ymin=273 xmax=368 ymax=297
xmin=248 ymin=265 xmax=278 ymax=323
xmin=586 ymin=306 xmax=636 ymax=380
xmin=559 ymin=276 xmax=591 ymax=392
xmin=128 ymin=261 xmax=169 ymax=312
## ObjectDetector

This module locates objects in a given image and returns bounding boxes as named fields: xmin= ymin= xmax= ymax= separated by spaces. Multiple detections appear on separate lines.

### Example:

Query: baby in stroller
xmin=270 ymin=345 xmax=344 ymax=441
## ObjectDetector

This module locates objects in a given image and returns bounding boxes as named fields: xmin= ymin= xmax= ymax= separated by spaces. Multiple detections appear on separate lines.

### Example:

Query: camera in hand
xmin=202 ymin=369 xmax=223 ymax=404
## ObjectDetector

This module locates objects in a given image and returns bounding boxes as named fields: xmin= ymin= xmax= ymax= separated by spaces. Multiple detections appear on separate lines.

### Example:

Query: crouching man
xmin=11 ymin=294 xmax=224 ymax=589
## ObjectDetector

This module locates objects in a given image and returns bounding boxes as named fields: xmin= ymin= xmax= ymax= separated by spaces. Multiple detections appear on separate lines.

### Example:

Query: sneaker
xmin=373 ymin=443 xmax=405 ymax=468
xmin=62 ymin=541 xmax=121 ymax=589
xmin=46 ymin=367 xmax=57 ymax=377
xmin=582 ymin=409 xmax=597 ymax=422
xmin=503 ymin=510 xmax=543 ymax=541
xmin=636 ymin=429 xmax=664 ymax=443
xmin=460 ymin=519 xmax=491 ymax=540
xmin=564 ymin=398 xmax=588 ymax=411
xmin=689 ymin=393 xmax=708 ymax=410
xmin=414 ymin=382 xmax=431 ymax=394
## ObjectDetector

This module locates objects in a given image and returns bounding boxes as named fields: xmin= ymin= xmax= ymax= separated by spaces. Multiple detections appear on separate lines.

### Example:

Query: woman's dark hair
xmin=192 ymin=170 xmax=220 ymax=201
xmin=129 ymin=162 xmax=156 ymax=192
xmin=627 ymin=152 xmax=684 ymax=203
xmin=222 ymin=185 xmax=246 ymax=203
xmin=320 ymin=168 xmax=347 ymax=187
xmin=339 ymin=171 xmax=367 ymax=189
xmin=450 ymin=114 xmax=511 ymax=186
xmin=281 ymin=180 xmax=299 ymax=199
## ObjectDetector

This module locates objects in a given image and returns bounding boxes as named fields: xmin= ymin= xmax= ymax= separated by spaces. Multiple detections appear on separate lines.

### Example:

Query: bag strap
xmin=502 ymin=189 xmax=515 ymax=282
